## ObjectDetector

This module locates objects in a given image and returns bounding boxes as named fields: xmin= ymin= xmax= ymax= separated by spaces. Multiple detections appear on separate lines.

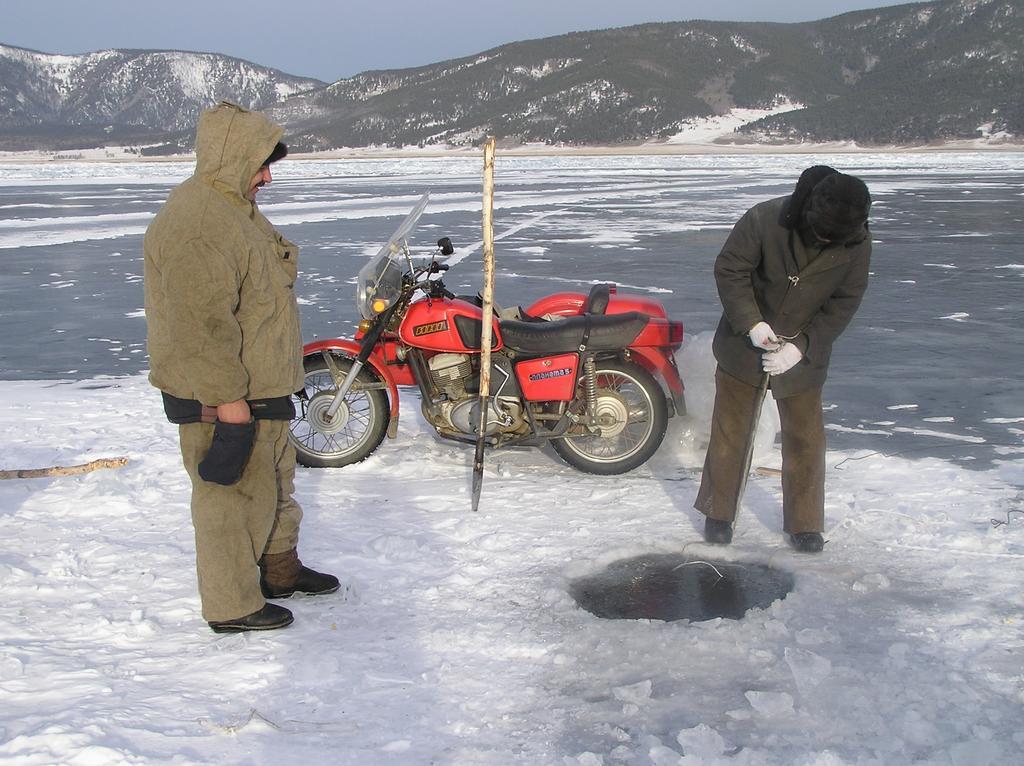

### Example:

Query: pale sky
xmin=4 ymin=0 xmax=913 ymax=82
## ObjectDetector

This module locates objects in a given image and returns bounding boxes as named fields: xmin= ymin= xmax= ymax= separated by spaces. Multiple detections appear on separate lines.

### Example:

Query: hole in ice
xmin=570 ymin=554 xmax=794 ymax=622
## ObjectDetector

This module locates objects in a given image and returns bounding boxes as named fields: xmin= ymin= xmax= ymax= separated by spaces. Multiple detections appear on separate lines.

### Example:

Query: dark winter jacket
xmin=711 ymin=194 xmax=871 ymax=398
xmin=144 ymin=102 xmax=304 ymax=406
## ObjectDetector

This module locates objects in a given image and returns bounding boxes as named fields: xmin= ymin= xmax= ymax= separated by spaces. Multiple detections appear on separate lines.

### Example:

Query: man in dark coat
xmin=694 ymin=166 xmax=872 ymax=552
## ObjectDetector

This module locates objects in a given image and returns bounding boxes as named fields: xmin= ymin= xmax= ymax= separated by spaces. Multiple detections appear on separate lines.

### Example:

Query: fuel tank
xmin=399 ymin=297 xmax=503 ymax=353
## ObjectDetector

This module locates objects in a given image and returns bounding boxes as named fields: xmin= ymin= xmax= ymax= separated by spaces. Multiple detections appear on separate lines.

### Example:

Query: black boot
xmin=261 ymin=566 xmax=340 ymax=599
xmin=704 ymin=517 xmax=733 ymax=545
xmin=789 ymin=532 xmax=825 ymax=553
xmin=208 ymin=603 xmax=293 ymax=633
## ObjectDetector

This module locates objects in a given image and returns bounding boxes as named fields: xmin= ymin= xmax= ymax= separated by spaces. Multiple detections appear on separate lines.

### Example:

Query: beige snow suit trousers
xmin=179 ymin=419 xmax=303 ymax=622
xmin=695 ymin=367 xmax=825 ymax=534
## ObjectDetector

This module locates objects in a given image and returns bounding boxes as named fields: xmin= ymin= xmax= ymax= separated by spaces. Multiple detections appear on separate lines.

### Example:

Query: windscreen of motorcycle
xmin=356 ymin=250 xmax=404 ymax=320
xmin=356 ymin=193 xmax=430 ymax=319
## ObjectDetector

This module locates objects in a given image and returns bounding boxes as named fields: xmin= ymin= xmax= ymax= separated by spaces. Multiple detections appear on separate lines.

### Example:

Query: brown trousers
xmin=179 ymin=419 xmax=303 ymax=622
xmin=695 ymin=367 xmax=825 ymax=534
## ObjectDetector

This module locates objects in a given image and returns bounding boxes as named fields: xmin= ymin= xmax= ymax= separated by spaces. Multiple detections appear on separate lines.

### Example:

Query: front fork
xmin=325 ymin=355 xmax=367 ymax=419
xmin=324 ymin=303 xmax=399 ymax=420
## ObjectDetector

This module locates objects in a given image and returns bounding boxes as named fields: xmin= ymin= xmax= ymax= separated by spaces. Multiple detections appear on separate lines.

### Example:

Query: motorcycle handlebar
xmin=411 ymin=260 xmax=450 ymax=276
xmin=424 ymin=280 xmax=457 ymax=300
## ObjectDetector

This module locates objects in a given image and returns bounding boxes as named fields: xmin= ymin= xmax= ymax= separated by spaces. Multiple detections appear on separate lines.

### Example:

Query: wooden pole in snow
xmin=471 ymin=137 xmax=497 ymax=512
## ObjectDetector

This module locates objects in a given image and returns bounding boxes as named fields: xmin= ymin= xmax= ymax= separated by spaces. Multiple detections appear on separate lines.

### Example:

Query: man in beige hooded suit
xmin=145 ymin=101 xmax=337 ymax=633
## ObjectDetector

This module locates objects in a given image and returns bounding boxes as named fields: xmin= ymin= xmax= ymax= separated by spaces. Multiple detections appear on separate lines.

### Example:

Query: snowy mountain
xmin=271 ymin=0 xmax=1022 ymax=149
xmin=1 ymin=0 xmax=1021 ymax=151
xmin=0 ymin=43 xmax=324 ymax=151
xmin=742 ymin=0 xmax=1024 ymax=145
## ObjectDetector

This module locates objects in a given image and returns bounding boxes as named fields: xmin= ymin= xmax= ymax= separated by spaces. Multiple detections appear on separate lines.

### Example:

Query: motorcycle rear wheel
xmin=551 ymin=359 xmax=668 ymax=475
xmin=288 ymin=354 xmax=390 ymax=468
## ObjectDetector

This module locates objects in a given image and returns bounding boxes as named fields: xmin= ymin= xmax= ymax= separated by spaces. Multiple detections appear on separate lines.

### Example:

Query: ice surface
xmin=949 ymin=739 xmax=1003 ymax=766
xmin=744 ymin=690 xmax=795 ymax=717
xmin=4 ymin=151 xmax=1021 ymax=464
xmin=612 ymin=679 xmax=653 ymax=704
xmin=0 ymin=373 xmax=1019 ymax=763
xmin=1 ymin=154 xmax=1023 ymax=764
xmin=675 ymin=723 xmax=727 ymax=758
xmin=783 ymin=647 xmax=832 ymax=696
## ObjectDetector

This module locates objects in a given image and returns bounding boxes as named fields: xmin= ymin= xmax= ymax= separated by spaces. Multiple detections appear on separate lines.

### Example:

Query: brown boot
xmin=260 ymin=549 xmax=340 ymax=599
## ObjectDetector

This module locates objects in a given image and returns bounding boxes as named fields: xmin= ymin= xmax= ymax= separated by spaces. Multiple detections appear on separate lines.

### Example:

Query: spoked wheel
xmin=288 ymin=354 xmax=389 ymax=468
xmin=551 ymin=359 xmax=668 ymax=475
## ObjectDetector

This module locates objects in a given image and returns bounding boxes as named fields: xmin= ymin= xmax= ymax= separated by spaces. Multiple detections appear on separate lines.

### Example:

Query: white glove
xmin=748 ymin=321 xmax=781 ymax=351
xmin=762 ymin=342 xmax=803 ymax=375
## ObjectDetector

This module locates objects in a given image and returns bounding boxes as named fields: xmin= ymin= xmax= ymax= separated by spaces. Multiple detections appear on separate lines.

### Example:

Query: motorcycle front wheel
xmin=551 ymin=359 xmax=668 ymax=475
xmin=288 ymin=354 xmax=390 ymax=468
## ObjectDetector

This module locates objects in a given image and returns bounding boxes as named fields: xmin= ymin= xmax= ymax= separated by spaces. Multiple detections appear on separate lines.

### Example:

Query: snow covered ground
xmin=1 ymin=333 xmax=1022 ymax=765
xmin=663 ymin=102 xmax=805 ymax=146
xmin=1 ymin=153 xmax=1023 ymax=764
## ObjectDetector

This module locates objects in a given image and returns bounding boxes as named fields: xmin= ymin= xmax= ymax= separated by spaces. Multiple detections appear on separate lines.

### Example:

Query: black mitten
xmin=198 ymin=419 xmax=256 ymax=485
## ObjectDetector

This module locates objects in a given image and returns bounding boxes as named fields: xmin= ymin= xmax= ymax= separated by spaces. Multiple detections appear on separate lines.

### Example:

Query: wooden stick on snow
xmin=0 ymin=457 xmax=129 ymax=480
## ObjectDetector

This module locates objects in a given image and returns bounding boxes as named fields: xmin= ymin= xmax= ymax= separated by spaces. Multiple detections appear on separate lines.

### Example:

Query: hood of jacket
xmin=194 ymin=101 xmax=284 ymax=203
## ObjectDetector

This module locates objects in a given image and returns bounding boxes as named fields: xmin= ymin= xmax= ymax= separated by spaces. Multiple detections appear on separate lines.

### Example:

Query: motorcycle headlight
xmin=371 ymin=298 xmax=390 ymax=314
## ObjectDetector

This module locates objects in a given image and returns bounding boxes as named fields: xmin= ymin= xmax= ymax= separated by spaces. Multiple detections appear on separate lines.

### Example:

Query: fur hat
xmin=803 ymin=173 xmax=871 ymax=243
xmin=263 ymin=141 xmax=288 ymax=166
xmin=780 ymin=165 xmax=838 ymax=229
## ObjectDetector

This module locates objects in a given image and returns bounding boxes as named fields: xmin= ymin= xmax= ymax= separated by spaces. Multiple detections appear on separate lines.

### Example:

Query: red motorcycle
xmin=288 ymin=194 xmax=685 ymax=475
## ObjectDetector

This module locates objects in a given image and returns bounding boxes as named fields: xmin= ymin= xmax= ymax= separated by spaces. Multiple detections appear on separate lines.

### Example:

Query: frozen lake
xmin=2 ymin=154 xmax=1024 ymax=766
xmin=0 ymin=153 xmax=1021 ymax=466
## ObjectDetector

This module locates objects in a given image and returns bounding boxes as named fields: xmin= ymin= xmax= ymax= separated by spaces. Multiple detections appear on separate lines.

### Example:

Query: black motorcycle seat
xmin=498 ymin=312 xmax=649 ymax=355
